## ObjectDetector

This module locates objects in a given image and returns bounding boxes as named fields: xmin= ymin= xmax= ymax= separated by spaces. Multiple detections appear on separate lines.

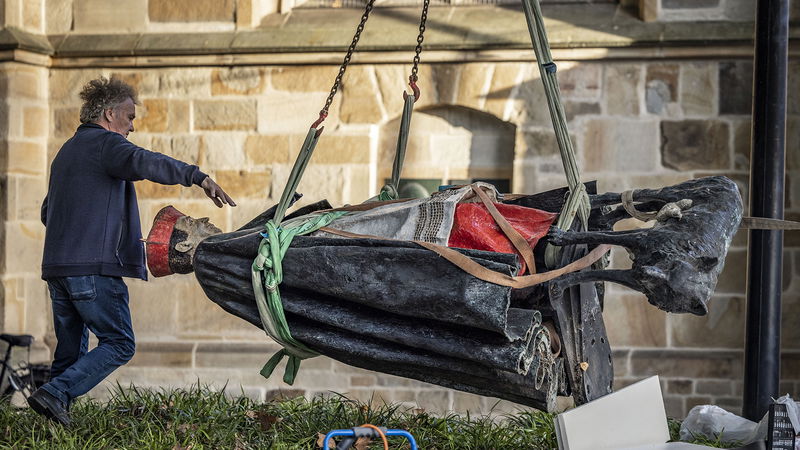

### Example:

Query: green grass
xmin=0 ymin=384 xmax=740 ymax=449
xmin=0 ymin=383 xmax=557 ymax=449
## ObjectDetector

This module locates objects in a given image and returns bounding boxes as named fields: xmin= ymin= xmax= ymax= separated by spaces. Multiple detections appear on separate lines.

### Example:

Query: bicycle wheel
xmin=1 ymin=364 xmax=50 ymax=404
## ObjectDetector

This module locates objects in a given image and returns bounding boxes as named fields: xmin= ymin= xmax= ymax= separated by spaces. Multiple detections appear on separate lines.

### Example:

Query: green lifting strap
xmin=521 ymin=0 xmax=592 ymax=268
xmin=251 ymin=127 xmax=350 ymax=384
xmin=377 ymin=93 xmax=415 ymax=201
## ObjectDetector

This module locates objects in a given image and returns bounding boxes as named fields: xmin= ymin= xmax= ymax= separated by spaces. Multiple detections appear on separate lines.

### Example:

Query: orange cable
xmin=360 ymin=424 xmax=389 ymax=450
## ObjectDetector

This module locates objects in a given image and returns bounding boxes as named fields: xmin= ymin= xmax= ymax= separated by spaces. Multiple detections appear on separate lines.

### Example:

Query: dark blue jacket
xmin=41 ymin=123 xmax=208 ymax=280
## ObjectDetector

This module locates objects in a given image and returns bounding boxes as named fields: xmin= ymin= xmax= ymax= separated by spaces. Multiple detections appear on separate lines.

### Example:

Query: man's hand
xmin=200 ymin=176 xmax=236 ymax=208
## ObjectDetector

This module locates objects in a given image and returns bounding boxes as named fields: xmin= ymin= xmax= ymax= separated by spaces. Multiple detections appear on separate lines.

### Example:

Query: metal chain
xmin=319 ymin=0 xmax=376 ymax=119
xmin=410 ymin=0 xmax=430 ymax=82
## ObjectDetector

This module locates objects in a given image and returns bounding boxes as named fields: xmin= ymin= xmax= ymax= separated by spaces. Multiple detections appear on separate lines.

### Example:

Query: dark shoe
xmin=27 ymin=389 xmax=71 ymax=426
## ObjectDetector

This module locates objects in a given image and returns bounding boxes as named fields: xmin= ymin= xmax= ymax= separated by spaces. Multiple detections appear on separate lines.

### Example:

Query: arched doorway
xmin=378 ymin=105 xmax=516 ymax=197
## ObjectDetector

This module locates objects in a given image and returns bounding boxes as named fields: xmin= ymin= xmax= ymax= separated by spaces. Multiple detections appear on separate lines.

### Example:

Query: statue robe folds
xmin=194 ymin=228 xmax=564 ymax=411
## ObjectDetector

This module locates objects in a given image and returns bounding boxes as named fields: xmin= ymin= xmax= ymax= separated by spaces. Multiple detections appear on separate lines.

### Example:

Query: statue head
xmin=146 ymin=206 xmax=222 ymax=277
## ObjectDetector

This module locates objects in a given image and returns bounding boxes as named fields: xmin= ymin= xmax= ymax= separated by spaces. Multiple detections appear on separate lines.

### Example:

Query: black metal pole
xmin=742 ymin=0 xmax=788 ymax=422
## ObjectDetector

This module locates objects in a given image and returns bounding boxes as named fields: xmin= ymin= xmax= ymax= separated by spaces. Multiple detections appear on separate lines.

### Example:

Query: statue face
xmin=172 ymin=216 xmax=223 ymax=257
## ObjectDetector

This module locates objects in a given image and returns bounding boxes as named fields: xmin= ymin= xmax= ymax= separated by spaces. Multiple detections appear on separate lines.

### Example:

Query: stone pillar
xmin=0 ymin=62 xmax=50 ymax=360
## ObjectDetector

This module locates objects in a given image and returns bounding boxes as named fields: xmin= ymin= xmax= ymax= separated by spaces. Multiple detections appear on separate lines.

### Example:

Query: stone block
xmin=431 ymin=64 xmax=461 ymax=106
xmin=373 ymin=65 xmax=409 ymax=117
xmin=719 ymin=61 xmax=753 ymax=115
xmin=300 ymin=356 xmax=333 ymax=371
xmin=154 ymin=135 xmax=205 ymax=166
xmin=4 ymin=221 xmax=45 ymax=273
xmin=149 ymin=0 xmax=235 ymax=22
xmin=559 ymin=62 xmax=602 ymax=101
xmin=212 ymin=68 xmax=265 ymax=96
xmin=4 ymin=65 xmax=43 ymax=100
xmin=270 ymin=66 xmax=338 ymax=93
xmin=215 ymin=169 xmax=271 ymax=200
xmin=604 ymin=64 xmax=641 ymax=116
xmin=715 ymin=397 xmax=743 ymax=416
xmin=564 ymin=101 xmax=601 ymax=122
xmin=244 ymin=135 xmax=292 ymax=166
xmin=339 ymin=66 xmax=384 ymax=124
xmin=6 ymin=141 xmax=46 ymax=175
xmin=646 ymin=64 xmax=679 ymax=115
xmin=194 ymin=100 xmax=257 ymax=131
xmin=456 ymin=63 xmax=492 ymax=110
xmin=790 ymin=63 xmax=800 ymax=115
xmin=685 ymin=396 xmax=713 ymax=412
xmin=517 ymin=129 xmax=559 ymax=159
xmin=452 ymin=392 xmax=485 ymax=414
xmin=788 ymin=116 xmax=799 ymax=171
xmin=788 ymin=212 xmax=800 ymax=247
xmin=733 ymin=120 xmax=752 ymax=171
xmin=680 ymin=63 xmax=716 ymax=116
xmin=376 ymin=373 xmax=423 ymax=388
xmin=230 ymin=200 xmax=272 ymax=228
xmin=310 ymin=135 xmax=371 ymax=164
xmin=257 ymin=91 xmax=340 ymax=134
xmin=13 ymin=176 xmax=46 ymax=222
xmin=630 ymin=349 xmax=741 ymax=378
xmin=23 ymin=106 xmax=47 ymax=138
xmin=159 ymin=100 xmax=189 ymax=134
xmin=627 ymin=174 xmax=693 ymax=191
xmin=670 ymin=296 xmax=745 ymax=348
xmin=613 ymin=377 xmax=645 ymax=390
xmin=660 ymin=120 xmax=730 ymax=171
xmin=613 ymin=349 xmax=630 ymax=378
xmin=73 ymin=0 xmax=147 ymax=32
xmin=49 ymin=69 xmax=100 ymax=105
xmin=53 ymin=108 xmax=79 ymax=137
xmin=511 ymin=67 xmax=554 ymax=127
xmin=582 ymin=118 xmax=659 ymax=172
xmin=695 ymin=380 xmax=732 ymax=397
xmin=156 ymin=69 xmax=212 ymax=97
xmin=202 ymin=134 xmax=246 ymax=169
xmin=415 ymin=390 xmax=451 ymax=414
xmin=663 ymin=395 xmax=685 ymax=419
xmin=272 ymin=164 xmax=344 ymax=207
xmin=126 ymin=278 xmax=178 ymax=335
xmin=783 ymin=353 xmax=800 ymax=380
xmin=350 ymin=375 xmax=376 ymax=387
xmin=174 ymin=278 xmax=260 ymax=338
xmin=136 ymin=99 xmax=168 ymax=133
xmin=782 ymin=292 xmax=800 ymax=350
xmin=789 ymin=172 xmax=800 ymax=211
xmin=715 ymin=249 xmax=747 ymax=294
xmin=128 ymin=342 xmax=193 ymax=368
xmin=667 ymin=379 xmax=693 ymax=395
xmin=135 ymin=179 xmax=183 ymax=200
xmin=23 ymin=279 xmax=51 ymax=340
xmin=604 ymin=293 xmax=667 ymax=347
xmin=23 ymin=0 xmax=43 ymax=31
xmin=485 ymin=63 xmax=523 ymax=120
xmin=196 ymin=342 xmax=281 ymax=369
xmin=343 ymin=165 xmax=372 ymax=204
xmin=46 ymin=0 xmax=73 ymax=34
xmin=110 ymin=72 xmax=158 ymax=99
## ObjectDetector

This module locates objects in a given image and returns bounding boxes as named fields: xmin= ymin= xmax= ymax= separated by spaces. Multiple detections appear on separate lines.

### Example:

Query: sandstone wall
xmin=1 ymin=0 xmax=798 ymax=419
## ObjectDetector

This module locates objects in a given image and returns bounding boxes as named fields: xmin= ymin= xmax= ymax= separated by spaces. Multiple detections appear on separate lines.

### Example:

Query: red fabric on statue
xmin=448 ymin=202 xmax=557 ymax=275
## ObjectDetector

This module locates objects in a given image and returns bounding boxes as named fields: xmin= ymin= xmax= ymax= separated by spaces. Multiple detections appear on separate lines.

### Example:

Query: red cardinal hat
xmin=145 ymin=206 xmax=185 ymax=277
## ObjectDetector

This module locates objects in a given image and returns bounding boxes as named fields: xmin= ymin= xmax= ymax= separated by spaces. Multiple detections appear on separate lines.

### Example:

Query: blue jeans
xmin=41 ymin=275 xmax=135 ymax=406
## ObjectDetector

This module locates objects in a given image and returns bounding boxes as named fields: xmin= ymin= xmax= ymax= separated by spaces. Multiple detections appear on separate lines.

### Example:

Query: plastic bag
xmin=679 ymin=404 xmax=761 ymax=444
xmin=679 ymin=395 xmax=800 ymax=445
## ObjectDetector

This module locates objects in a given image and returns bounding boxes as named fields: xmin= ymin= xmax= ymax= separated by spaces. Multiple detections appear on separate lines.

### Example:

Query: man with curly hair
xmin=30 ymin=77 xmax=236 ymax=425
